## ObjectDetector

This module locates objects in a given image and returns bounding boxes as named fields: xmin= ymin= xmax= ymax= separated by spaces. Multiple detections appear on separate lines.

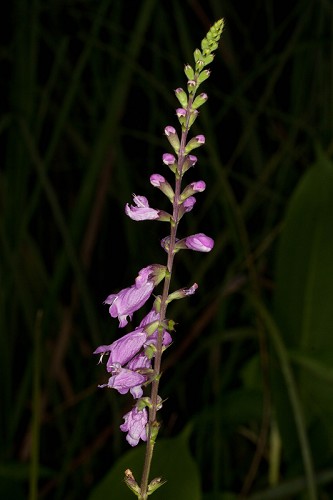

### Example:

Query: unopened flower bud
xmin=174 ymin=87 xmax=188 ymax=107
xmin=195 ymin=59 xmax=205 ymax=71
xmin=176 ymin=108 xmax=186 ymax=118
xmin=203 ymin=54 xmax=214 ymax=66
xmin=176 ymin=107 xmax=187 ymax=128
xmin=182 ymin=154 xmax=198 ymax=173
xmin=188 ymin=109 xmax=199 ymax=127
xmin=174 ymin=233 xmax=214 ymax=253
xmin=198 ymin=69 xmax=211 ymax=84
xmin=164 ymin=126 xmax=180 ymax=153
xmin=150 ymin=174 xmax=174 ymax=201
xmin=187 ymin=80 xmax=197 ymax=94
xmin=184 ymin=64 xmax=195 ymax=80
xmin=185 ymin=135 xmax=205 ymax=154
xmin=193 ymin=48 xmax=202 ymax=62
xmin=180 ymin=180 xmax=206 ymax=201
xmin=182 ymin=196 xmax=196 ymax=212
xmin=185 ymin=233 xmax=214 ymax=252
xmin=192 ymin=92 xmax=208 ymax=109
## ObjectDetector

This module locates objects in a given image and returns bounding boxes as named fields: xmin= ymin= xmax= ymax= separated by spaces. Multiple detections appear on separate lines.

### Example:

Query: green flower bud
xmin=203 ymin=54 xmax=214 ymax=66
xmin=188 ymin=108 xmax=199 ymax=127
xmin=197 ymin=69 xmax=211 ymax=84
xmin=192 ymin=92 xmax=208 ymax=109
xmin=187 ymin=79 xmax=197 ymax=94
xmin=164 ymin=125 xmax=180 ymax=153
xmin=193 ymin=48 xmax=202 ymax=62
xmin=184 ymin=64 xmax=195 ymax=80
xmin=195 ymin=59 xmax=205 ymax=72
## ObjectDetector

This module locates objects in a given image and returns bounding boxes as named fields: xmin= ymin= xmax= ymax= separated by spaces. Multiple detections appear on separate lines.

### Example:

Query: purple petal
xmin=108 ymin=368 xmax=146 ymax=395
xmin=125 ymin=195 xmax=160 ymax=221
xmin=185 ymin=233 xmax=214 ymax=252
xmin=120 ymin=407 xmax=148 ymax=446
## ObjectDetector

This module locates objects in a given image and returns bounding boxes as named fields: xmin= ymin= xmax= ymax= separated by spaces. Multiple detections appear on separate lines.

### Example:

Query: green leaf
xmin=273 ymin=149 xmax=333 ymax=465
xmin=89 ymin=432 xmax=201 ymax=500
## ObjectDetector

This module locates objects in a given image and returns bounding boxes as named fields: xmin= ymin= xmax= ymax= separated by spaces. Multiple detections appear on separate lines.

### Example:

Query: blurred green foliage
xmin=1 ymin=0 xmax=333 ymax=498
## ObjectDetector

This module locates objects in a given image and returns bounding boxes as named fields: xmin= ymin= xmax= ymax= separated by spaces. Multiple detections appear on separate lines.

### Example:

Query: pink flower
xmin=100 ymin=364 xmax=146 ymax=398
xmin=125 ymin=195 xmax=160 ymax=221
xmin=94 ymin=329 xmax=147 ymax=369
xmin=104 ymin=265 xmax=167 ymax=327
xmin=185 ymin=233 xmax=214 ymax=252
xmin=120 ymin=407 xmax=148 ymax=446
xmin=105 ymin=282 xmax=154 ymax=328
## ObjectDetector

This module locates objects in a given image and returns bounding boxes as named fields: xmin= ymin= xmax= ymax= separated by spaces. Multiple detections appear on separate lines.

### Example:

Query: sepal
xmin=166 ymin=283 xmax=198 ymax=304
xmin=124 ymin=469 xmax=141 ymax=496
xmin=148 ymin=477 xmax=167 ymax=495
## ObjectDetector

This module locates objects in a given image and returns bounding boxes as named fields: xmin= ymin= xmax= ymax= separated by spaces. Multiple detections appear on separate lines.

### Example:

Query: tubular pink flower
xmin=120 ymin=407 xmax=148 ymax=447
xmin=104 ymin=265 xmax=166 ymax=327
xmin=104 ymin=270 xmax=155 ymax=328
xmin=99 ymin=364 xmax=146 ymax=398
xmin=94 ymin=329 xmax=147 ymax=369
xmin=127 ymin=352 xmax=151 ymax=371
xmin=105 ymin=281 xmax=154 ymax=328
xmin=185 ymin=233 xmax=214 ymax=252
xmin=125 ymin=195 xmax=160 ymax=221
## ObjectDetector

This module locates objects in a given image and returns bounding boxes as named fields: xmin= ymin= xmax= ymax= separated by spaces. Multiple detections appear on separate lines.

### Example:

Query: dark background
xmin=1 ymin=0 xmax=333 ymax=498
